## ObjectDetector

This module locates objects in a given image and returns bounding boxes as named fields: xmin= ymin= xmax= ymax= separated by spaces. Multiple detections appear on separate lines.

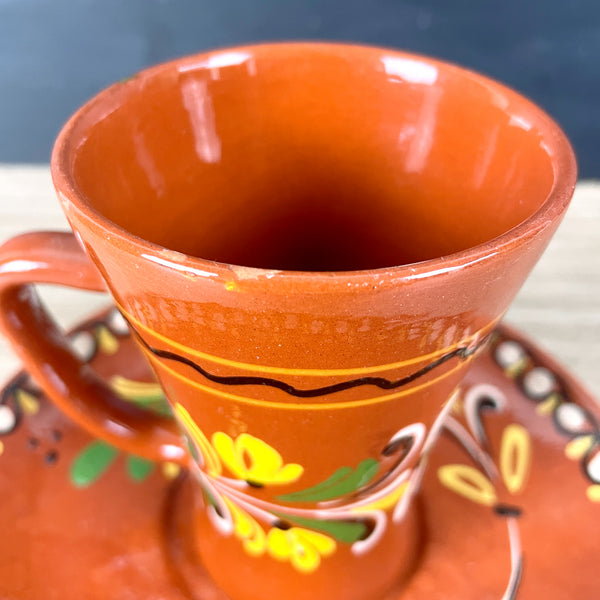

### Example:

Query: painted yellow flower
xmin=223 ymin=498 xmax=267 ymax=556
xmin=266 ymin=526 xmax=336 ymax=573
xmin=212 ymin=432 xmax=303 ymax=486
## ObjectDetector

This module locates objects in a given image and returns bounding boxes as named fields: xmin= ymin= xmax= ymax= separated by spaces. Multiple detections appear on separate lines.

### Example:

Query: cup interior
xmin=68 ymin=45 xmax=557 ymax=271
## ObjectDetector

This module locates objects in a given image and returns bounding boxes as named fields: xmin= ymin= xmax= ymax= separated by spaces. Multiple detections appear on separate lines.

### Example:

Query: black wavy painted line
xmin=130 ymin=327 xmax=489 ymax=399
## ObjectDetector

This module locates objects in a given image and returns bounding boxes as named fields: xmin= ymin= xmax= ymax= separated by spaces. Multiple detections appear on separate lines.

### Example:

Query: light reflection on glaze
xmin=140 ymin=253 xmax=218 ymax=278
xmin=404 ymin=85 xmax=443 ymax=173
xmin=381 ymin=56 xmax=438 ymax=85
xmin=406 ymin=253 xmax=497 ymax=280
xmin=0 ymin=259 xmax=49 ymax=274
xmin=177 ymin=51 xmax=254 ymax=74
xmin=133 ymin=131 xmax=166 ymax=197
xmin=180 ymin=77 xmax=222 ymax=163
xmin=472 ymin=124 xmax=501 ymax=189
xmin=509 ymin=114 xmax=533 ymax=131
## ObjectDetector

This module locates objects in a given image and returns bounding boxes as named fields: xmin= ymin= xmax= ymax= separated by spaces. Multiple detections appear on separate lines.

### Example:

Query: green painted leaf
xmin=273 ymin=513 xmax=367 ymax=544
xmin=70 ymin=441 xmax=119 ymax=488
xmin=279 ymin=466 xmax=353 ymax=500
xmin=126 ymin=455 xmax=155 ymax=482
xmin=277 ymin=458 xmax=380 ymax=503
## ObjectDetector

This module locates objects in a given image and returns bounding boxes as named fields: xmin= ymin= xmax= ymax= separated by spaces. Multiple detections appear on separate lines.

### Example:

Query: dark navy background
xmin=1 ymin=0 xmax=598 ymax=175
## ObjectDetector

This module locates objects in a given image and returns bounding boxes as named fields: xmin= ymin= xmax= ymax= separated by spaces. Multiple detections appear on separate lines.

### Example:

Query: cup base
xmin=171 ymin=476 xmax=424 ymax=600
xmin=0 ymin=308 xmax=598 ymax=599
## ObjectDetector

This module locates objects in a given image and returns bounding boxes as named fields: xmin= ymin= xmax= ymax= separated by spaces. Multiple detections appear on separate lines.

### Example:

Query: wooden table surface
xmin=0 ymin=165 xmax=598 ymax=399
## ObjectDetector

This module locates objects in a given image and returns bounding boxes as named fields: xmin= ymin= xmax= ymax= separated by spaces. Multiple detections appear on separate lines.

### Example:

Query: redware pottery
xmin=0 ymin=43 xmax=576 ymax=600
xmin=0 ymin=308 xmax=598 ymax=600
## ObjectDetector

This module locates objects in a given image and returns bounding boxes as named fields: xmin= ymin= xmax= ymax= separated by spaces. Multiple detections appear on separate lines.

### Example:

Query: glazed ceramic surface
xmin=0 ymin=309 xmax=597 ymax=599
xmin=0 ymin=44 xmax=576 ymax=600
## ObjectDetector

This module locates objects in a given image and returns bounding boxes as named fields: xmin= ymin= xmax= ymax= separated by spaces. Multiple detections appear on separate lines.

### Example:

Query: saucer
xmin=0 ymin=308 xmax=598 ymax=599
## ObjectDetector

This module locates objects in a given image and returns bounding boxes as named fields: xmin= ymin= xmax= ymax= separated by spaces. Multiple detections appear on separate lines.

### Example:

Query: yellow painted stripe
xmin=118 ymin=301 xmax=497 ymax=377
xmin=141 ymin=345 xmax=474 ymax=411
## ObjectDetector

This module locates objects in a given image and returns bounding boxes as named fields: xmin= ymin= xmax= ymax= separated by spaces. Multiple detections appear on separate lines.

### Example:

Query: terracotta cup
xmin=0 ymin=44 xmax=575 ymax=600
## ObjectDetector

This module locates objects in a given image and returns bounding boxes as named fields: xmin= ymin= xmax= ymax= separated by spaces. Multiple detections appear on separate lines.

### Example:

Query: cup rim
xmin=51 ymin=42 xmax=577 ymax=289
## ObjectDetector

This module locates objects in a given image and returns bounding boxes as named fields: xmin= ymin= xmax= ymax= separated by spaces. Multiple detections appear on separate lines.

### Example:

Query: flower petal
xmin=500 ymin=424 xmax=531 ymax=494
xmin=586 ymin=484 xmax=600 ymax=502
xmin=293 ymin=528 xmax=336 ymax=556
xmin=213 ymin=431 xmax=246 ymax=478
xmin=290 ymin=537 xmax=321 ymax=574
xmin=226 ymin=499 xmax=253 ymax=538
xmin=95 ymin=325 xmax=119 ymax=355
xmin=244 ymin=528 xmax=267 ymax=557
xmin=565 ymin=435 xmax=594 ymax=460
xmin=235 ymin=434 xmax=284 ymax=478
xmin=213 ymin=433 xmax=305 ymax=485
xmin=266 ymin=462 xmax=304 ymax=485
xmin=438 ymin=464 xmax=497 ymax=506
xmin=15 ymin=389 xmax=39 ymax=416
xmin=224 ymin=498 xmax=267 ymax=557
xmin=267 ymin=528 xmax=292 ymax=560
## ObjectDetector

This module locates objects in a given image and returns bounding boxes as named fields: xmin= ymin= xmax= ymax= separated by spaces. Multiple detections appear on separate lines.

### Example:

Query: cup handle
xmin=0 ymin=231 xmax=187 ymax=465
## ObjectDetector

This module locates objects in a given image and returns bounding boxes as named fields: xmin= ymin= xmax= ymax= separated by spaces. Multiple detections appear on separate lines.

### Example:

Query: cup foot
xmin=161 ymin=473 xmax=424 ymax=600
